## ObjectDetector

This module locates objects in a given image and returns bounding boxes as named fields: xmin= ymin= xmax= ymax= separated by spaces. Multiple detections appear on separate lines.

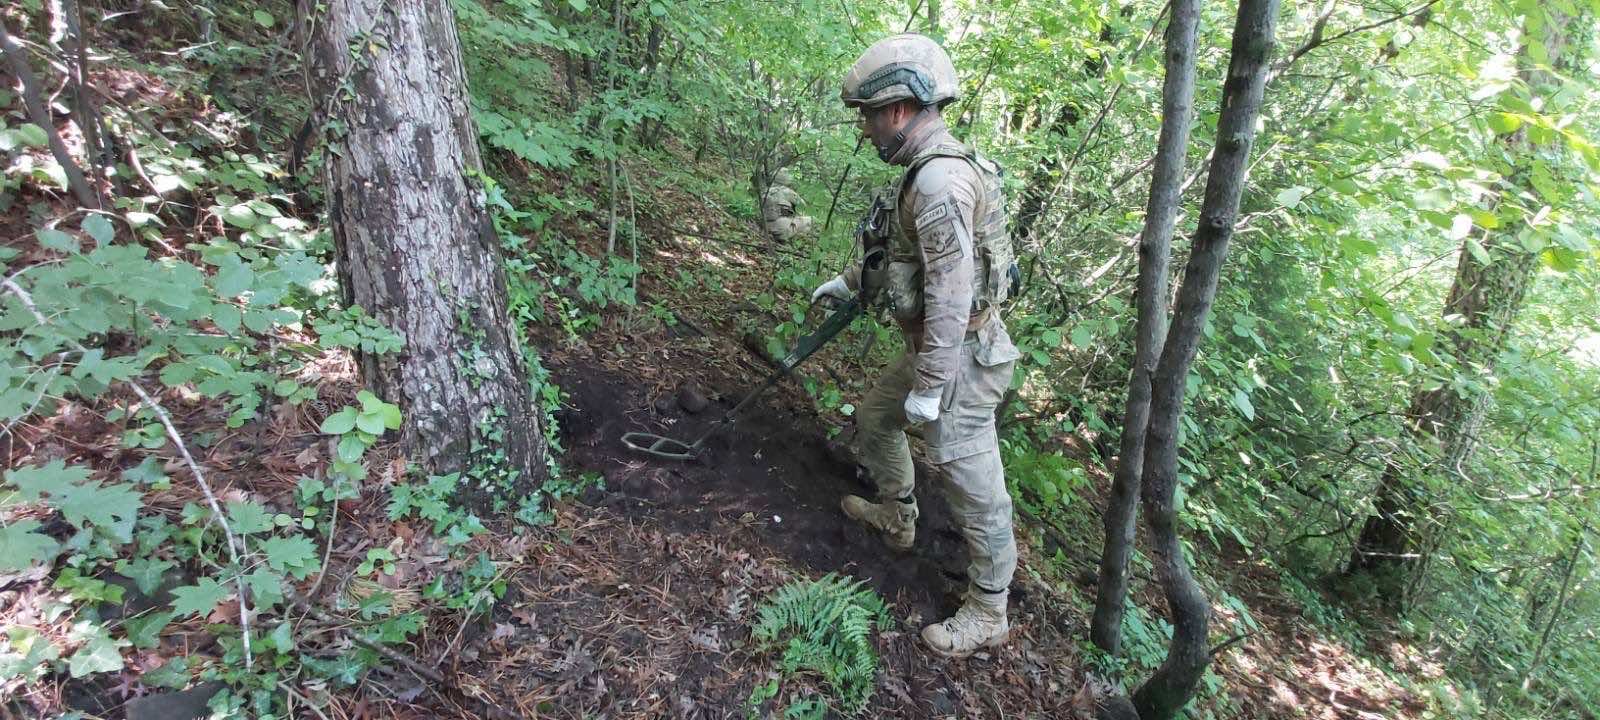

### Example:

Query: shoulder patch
xmin=916 ymin=199 xmax=965 ymax=268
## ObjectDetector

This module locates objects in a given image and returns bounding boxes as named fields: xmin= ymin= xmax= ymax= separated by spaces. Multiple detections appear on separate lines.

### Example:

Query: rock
xmin=677 ymin=382 xmax=709 ymax=414
xmin=125 ymin=682 xmax=224 ymax=720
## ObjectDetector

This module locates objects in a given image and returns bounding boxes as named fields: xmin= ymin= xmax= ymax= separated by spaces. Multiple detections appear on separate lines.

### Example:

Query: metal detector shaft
xmin=622 ymin=297 xmax=863 ymax=460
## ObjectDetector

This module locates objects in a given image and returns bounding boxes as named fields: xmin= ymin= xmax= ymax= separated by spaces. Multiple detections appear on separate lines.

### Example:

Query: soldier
xmin=810 ymin=33 xmax=1022 ymax=658
xmin=761 ymin=168 xmax=815 ymax=242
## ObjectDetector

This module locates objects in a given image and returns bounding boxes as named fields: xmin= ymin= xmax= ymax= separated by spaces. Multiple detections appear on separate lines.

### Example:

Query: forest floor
xmin=4 ymin=155 xmax=1438 ymax=720
xmin=393 ymin=164 xmax=1438 ymax=719
xmin=0 ymin=40 xmax=1436 ymax=717
xmin=1 ymin=156 xmax=1438 ymax=720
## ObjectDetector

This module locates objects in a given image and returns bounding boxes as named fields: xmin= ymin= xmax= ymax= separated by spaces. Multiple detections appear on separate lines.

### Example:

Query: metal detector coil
xmin=622 ymin=297 xmax=863 ymax=461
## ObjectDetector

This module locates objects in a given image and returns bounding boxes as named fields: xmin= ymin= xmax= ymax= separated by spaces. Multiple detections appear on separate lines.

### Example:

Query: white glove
xmin=904 ymin=387 xmax=943 ymax=424
xmin=810 ymin=274 xmax=851 ymax=304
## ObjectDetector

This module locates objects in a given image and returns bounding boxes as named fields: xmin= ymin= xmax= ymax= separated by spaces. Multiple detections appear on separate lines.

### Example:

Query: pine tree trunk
xmin=1346 ymin=11 xmax=1569 ymax=604
xmin=1090 ymin=0 xmax=1199 ymax=656
xmin=302 ymin=0 xmax=547 ymax=502
xmin=1131 ymin=1 xmax=1279 ymax=717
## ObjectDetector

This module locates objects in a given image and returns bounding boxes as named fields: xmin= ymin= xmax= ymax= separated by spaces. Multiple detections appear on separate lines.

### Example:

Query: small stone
xmin=677 ymin=382 xmax=709 ymax=414
xmin=126 ymin=682 xmax=224 ymax=720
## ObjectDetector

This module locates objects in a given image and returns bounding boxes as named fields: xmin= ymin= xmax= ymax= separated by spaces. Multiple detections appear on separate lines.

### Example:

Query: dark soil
xmin=554 ymin=358 xmax=981 ymax=625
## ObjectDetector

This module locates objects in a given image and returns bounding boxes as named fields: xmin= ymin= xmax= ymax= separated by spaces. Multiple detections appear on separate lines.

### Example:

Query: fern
xmin=751 ymin=573 xmax=892 ymax=715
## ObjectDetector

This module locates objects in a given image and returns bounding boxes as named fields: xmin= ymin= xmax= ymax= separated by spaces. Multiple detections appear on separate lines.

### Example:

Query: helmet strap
xmin=880 ymin=105 xmax=934 ymax=163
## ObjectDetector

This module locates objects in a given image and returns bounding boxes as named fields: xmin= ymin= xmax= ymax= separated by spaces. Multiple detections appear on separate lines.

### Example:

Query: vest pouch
xmin=974 ymin=317 xmax=1022 ymax=367
xmin=886 ymin=260 xmax=923 ymax=323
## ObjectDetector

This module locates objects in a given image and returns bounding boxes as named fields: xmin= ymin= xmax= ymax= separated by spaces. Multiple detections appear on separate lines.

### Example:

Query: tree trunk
xmin=303 ymin=0 xmax=547 ymax=502
xmin=1131 ymin=1 xmax=1279 ymax=717
xmin=1346 ymin=10 xmax=1570 ymax=604
xmin=1090 ymin=0 xmax=1199 ymax=657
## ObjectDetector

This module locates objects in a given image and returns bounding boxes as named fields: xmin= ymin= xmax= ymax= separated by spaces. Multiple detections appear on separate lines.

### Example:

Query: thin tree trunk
xmin=1523 ymin=515 xmax=1589 ymax=691
xmin=1090 ymin=0 xmax=1199 ymax=657
xmin=303 ymin=0 xmax=547 ymax=501
xmin=1132 ymin=0 xmax=1280 ymax=717
xmin=2 ymin=19 xmax=100 ymax=209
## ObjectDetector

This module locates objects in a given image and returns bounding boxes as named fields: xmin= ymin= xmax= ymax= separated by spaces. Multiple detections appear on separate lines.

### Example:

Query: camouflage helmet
xmin=840 ymin=34 xmax=959 ymax=109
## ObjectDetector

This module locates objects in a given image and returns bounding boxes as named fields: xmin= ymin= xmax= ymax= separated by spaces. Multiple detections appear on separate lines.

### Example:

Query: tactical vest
xmin=873 ymin=141 xmax=1014 ymax=324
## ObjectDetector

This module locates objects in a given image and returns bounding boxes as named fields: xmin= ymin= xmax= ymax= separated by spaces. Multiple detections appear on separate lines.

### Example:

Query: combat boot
xmin=840 ymin=495 xmax=917 ymax=551
xmin=921 ymin=588 xmax=1009 ymax=658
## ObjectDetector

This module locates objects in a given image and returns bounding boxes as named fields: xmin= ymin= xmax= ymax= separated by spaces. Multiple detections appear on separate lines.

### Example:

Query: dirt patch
xmin=553 ymin=357 xmax=981 ymax=622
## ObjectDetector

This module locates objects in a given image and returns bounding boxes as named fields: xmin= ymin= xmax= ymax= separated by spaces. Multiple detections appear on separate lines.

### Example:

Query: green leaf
xmin=337 ymin=433 xmax=367 ymax=463
xmin=116 ymin=556 xmax=176 ymax=595
xmin=355 ymin=410 xmax=387 ymax=436
xmin=16 ymin=123 xmax=47 ymax=148
xmin=270 ymin=621 xmax=294 ymax=652
xmin=82 ymin=214 xmax=114 ymax=247
xmin=226 ymin=500 xmax=275 ymax=535
xmin=214 ymin=258 xmax=256 ymax=298
xmin=121 ymin=456 xmax=169 ymax=485
xmin=141 ymin=657 xmax=190 ymax=689
xmin=260 ymin=535 xmax=319 ymax=576
xmin=244 ymin=568 xmax=285 ymax=609
xmin=221 ymin=204 xmax=258 ymax=229
xmin=213 ymin=304 xmax=242 ymax=335
xmin=1230 ymin=389 xmax=1256 ymax=421
xmin=5 ymin=459 xmax=92 ymax=502
xmin=1487 ymin=112 xmax=1523 ymax=134
xmin=1274 ymin=186 xmax=1310 ymax=209
xmin=124 ymin=610 xmax=175 ymax=649
xmin=252 ymin=9 xmax=275 ymax=27
xmin=0 ymin=627 xmax=60 ymax=681
xmin=170 ymin=578 xmax=230 ymax=617
xmin=1466 ymin=237 xmax=1492 ymax=265
xmin=378 ymin=403 xmax=402 ymax=430
xmin=53 ymin=481 xmax=143 ymax=542
xmin=68 ymin=627 xmax=127 ymax=678
xmin=0 ymin=521 xmax=59 ymax=571
xmin=357 ymin=390 xmax=381 ymax=411
xmin=37 ymin=228 xmax=77 ymax=253
xmin=1340 ymin=235 xmax=1378 ymax=257
xmin=320 ymin=407 xmax=358 ymax=435
xmin=1070 ymin=325 xmax=1092 ymax=349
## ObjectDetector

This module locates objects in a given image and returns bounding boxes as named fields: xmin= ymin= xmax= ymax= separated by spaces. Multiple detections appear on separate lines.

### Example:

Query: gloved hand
xmin=810 ymin=274 xmax=852 ymax=305
xmin=904 ymin=387 xmax=943 ymax=424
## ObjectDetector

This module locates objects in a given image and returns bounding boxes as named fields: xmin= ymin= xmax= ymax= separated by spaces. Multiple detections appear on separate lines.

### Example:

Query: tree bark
xmin=1 ymin=19 xmax=100 ymax=209
xmin=1090 ymin=0 xmax=1199 ymax=657
xmin=1346 ymin=10 xmax=1570 ymax=605
xmin=303 ymin=0 xmax=547 ymax=501
xmin=1131 ymin=0 xmax=1280 ymax=717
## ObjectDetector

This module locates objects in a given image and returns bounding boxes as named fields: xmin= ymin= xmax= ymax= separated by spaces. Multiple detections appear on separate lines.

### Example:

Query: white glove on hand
xmin=810 ymin=274 xmax=851 ymax=304
xmin=904 ymin=387 xmax=944 ymax=424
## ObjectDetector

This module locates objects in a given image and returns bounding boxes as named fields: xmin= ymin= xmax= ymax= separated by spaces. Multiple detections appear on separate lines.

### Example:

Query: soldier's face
xmin=858 ymin=104 xmax=911 ymax=159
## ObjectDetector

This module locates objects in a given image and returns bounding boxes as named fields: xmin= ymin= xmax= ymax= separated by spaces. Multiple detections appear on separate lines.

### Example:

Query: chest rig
xmin=859 ymin=141 xmax=1015 ymax=324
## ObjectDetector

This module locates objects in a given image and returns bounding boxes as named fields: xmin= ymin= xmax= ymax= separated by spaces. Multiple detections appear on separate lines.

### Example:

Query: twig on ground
xmin=2 ymin=277 xmax=253 ymax=669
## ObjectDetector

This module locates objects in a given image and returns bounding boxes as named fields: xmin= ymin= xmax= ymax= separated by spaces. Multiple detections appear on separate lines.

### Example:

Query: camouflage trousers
xmin=855 ymin=337 xmax=1017 ymax=594
xmin=765 ymin=215 xmax=814 ymax=242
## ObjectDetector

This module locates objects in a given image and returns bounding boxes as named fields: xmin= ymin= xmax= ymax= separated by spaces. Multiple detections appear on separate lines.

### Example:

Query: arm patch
xmin=916 ymin=200 xmax=965 ymax=268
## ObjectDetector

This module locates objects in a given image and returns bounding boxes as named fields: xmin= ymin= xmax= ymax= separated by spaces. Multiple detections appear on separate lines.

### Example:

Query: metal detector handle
xmin=780 ymin=297 xmax=863 ymax=371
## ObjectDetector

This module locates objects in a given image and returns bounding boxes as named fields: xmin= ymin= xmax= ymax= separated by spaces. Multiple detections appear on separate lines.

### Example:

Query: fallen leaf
xmin=492 ymin=622 xmax=516 ymax=641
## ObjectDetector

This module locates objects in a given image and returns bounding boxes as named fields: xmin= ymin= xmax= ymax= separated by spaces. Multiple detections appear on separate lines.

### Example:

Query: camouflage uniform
xmin=820 ymin=33 xmax=1021 ymax=658
xmin=761 ymin=181 xmax=814 ymax=242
